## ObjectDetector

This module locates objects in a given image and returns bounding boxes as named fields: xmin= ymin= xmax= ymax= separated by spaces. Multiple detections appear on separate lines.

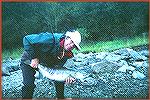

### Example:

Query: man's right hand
xmin=65 ymin=76 xmax=76 ymax=84
xmin=30 ymin=58 xmax=39 ymax=68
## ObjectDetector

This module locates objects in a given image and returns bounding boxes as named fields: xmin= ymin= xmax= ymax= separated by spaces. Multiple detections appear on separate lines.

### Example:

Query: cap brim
xmin=74 ymin=42 xmax=81 ymax=51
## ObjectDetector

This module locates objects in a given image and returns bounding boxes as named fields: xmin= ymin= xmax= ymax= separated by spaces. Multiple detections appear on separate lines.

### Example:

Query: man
xmin=20 ymin=30 xmax=81 ymax=99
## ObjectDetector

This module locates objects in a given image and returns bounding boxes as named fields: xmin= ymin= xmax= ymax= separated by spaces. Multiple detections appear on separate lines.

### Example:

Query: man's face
xmin=64 ymin=37 xmax=76 ymax=51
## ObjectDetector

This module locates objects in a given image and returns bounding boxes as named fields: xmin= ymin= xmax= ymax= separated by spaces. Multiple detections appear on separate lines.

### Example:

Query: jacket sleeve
xmin=23 ymin=36 xmax=36 ymax=59
xmin=23 ymin=32 xmax=54 ymax=59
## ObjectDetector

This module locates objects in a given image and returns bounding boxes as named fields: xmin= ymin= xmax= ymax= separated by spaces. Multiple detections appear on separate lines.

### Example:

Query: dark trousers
xmin=21 ymin=62 xmax=64 ymax=99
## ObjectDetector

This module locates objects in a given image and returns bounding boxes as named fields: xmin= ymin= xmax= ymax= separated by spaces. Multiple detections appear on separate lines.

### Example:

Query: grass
xmin=2 ymin=47 xmax=24 ymax=60
xmin=2 ymin=36 xmax=149 ymax=60
xmin=73 ymin=36 xmax=149 ymax=54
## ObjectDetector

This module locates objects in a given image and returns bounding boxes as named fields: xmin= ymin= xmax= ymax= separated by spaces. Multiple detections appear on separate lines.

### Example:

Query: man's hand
xmin=30 ymin=58 xmax=39 ymax=68
xmin=65 ymin=76 xmax=76 ymax=84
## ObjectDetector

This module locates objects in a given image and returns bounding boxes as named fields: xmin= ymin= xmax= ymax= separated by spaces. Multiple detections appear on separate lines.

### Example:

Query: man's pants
xmin=21 ymin=62 xmax=65 ymax=99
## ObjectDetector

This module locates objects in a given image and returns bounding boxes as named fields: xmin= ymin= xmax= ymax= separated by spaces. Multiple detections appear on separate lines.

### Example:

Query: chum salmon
xmin=24 ymin=60 xmax=89 ymax=82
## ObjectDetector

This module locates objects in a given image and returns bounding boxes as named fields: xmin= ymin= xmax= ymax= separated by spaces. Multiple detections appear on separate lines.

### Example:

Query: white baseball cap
xmin=65 ymin=31 xmax=81 ymax=50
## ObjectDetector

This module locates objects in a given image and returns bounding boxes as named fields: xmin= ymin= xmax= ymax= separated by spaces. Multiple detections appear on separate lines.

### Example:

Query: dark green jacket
xmin=22 ymin=32 xmax=71 ymax=67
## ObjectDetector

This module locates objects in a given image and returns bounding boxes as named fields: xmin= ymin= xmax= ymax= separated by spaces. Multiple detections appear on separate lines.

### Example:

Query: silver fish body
xmin=24 ymin=60 xmax=89 ymax=82
xmin=38 ymin=64 xmax=88 ymax=82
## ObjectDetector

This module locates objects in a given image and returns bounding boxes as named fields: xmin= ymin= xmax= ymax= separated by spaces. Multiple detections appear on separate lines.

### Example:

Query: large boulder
xmin=2 ymin=58 xmax=21 ymax=76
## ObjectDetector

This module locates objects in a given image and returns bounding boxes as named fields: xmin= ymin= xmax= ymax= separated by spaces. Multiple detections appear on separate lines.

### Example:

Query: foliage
xmin=2 ymin=2 xmax=149 ymax=50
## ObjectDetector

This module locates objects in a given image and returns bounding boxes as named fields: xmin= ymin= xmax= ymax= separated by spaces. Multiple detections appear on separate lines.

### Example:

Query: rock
xmin=128 ymin=50 xmax=147 ymax=61
xmin=132 ymin=44 xmax=148 ymax=51
xmin=117 ymin=65 xmax=135 ymax=73
xmin=2 ymin=66 xmax=10 ymax=76
xmin=139 ymin=50 xmax=149 ymax=57
xmin=81 ymin=77 xmax=98 ymax=86
xmin=116 ymin=60 xmax=128 ymax=67
xmin=95 ymin=52 xmax=108 ymax=60
xmin=90 ymin=61 xmax=119 ymax=74
xmin=132 ymin=71 xmax=146 ymax=79
xmin=104 ymin=53 xmax=122 ymax=62
xmin=127 ymin=66 xmax=136 ymax=71
xmin=63 ymin=58 xmax=77 ymax=70
xmin=2 ymin=59 xmax=20 ymax=76
xmin=131 ymin=61 xmax=144 ymax=68
xmin=75 ymin=53 xmax=87 ymax=59
xmin=113 ymin=48 xmax=130 ymax=56
xmin=114 ymin=48 xmax=148 ymax=61
xmin=117 ymin=65 xmax=127 ymax=72
xmin=142 ymin=61 xmax=148 ymax=68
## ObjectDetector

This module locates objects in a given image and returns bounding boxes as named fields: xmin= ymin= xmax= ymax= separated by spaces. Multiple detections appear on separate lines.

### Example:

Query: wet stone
xmin=2 ymin=46 xmax=149 ymax=99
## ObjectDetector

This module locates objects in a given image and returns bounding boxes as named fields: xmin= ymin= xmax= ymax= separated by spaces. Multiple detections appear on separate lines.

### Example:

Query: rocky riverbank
xmin=2 ymin=45 xmax=149 ymax=99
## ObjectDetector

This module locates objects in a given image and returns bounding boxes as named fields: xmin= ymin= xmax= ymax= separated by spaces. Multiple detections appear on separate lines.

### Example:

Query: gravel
xmin=2 ymin=45 xmax=149 ymax=99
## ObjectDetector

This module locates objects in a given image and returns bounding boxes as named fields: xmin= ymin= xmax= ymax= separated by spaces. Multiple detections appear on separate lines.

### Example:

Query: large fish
xmin=24 ymin=60 xmax=89 ymax=82
xmin=37 ymin=64 xmax=89 ymax=82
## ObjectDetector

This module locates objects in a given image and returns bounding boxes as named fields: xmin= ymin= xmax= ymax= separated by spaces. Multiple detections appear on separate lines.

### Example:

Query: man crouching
xmin=20 ymin=30 xmax=81 ymax=99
